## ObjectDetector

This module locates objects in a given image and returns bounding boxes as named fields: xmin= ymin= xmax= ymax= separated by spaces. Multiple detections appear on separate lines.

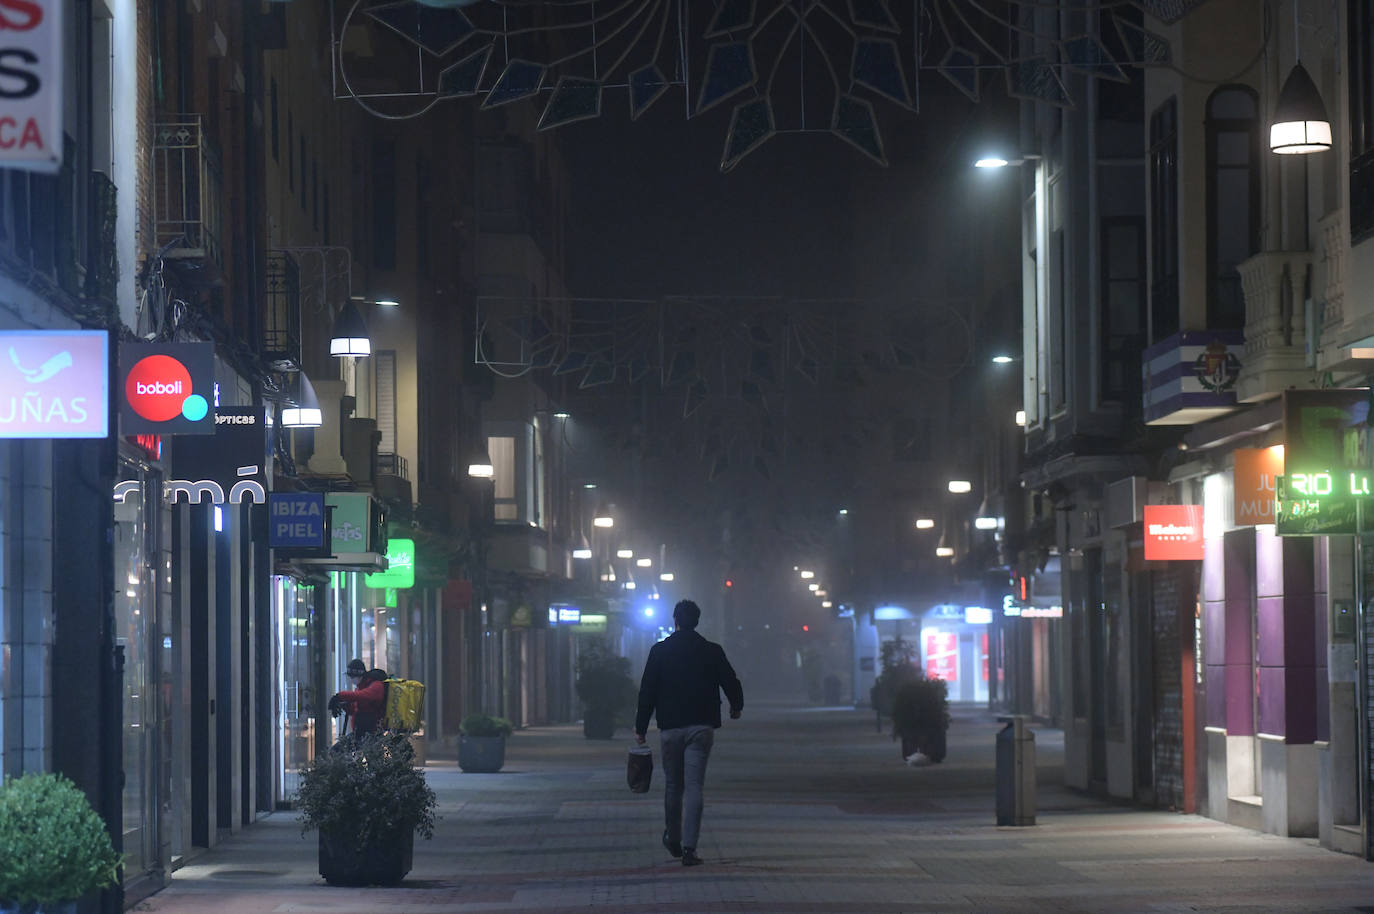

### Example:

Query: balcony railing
xmin=263 ymin=250 xmax=302 ymax=371
xmin=153 ymin=116 xmax=224 ymax=283
xmin=377 ymin=452 xmax=409 ymax=481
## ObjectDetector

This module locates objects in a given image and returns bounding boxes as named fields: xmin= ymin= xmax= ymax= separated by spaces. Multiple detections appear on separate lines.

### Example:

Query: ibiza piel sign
xmin=0 ymin=0 xmax=62 ymax=173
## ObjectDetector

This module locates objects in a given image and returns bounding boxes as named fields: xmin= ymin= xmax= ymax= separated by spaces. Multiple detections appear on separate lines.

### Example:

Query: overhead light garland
xmin=331 ymin=0 xmax=1214 ymax=171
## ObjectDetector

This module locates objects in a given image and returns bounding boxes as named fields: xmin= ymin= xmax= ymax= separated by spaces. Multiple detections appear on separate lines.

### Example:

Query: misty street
xmin=139 ymin=702 xmax=1374 ymax=913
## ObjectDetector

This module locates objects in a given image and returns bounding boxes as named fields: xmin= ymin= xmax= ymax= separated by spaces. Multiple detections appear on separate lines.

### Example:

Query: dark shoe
xmin=681 ymin=848 xmax=703 ymax=867
xmin=662 ymin=829 xmax=682 ymax=858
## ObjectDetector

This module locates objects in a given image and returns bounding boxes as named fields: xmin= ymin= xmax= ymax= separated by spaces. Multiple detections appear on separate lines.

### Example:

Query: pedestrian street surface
xmin=139 ymin=701 xmax=1374 ymax=913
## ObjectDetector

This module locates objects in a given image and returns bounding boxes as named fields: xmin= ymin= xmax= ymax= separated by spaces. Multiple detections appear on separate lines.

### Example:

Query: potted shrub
xmin=869 ymin=638 xmax=917 ymax=730
xmin=458 ymin=714 xmax=513 ymax=773
xmin=890 ymin=675 xmax=950 ymax=763
xmin=574 ymin=637 xmax=637 ymax=740
xmin=0 ymin=772 xmax=122 ymax=914
xmin=296 ymin=731 xmax=437 ymax=886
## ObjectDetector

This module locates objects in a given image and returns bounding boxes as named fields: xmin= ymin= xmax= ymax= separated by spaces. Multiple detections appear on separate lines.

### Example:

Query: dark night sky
xmin=559 ymin=97 xmax=862 ymax=301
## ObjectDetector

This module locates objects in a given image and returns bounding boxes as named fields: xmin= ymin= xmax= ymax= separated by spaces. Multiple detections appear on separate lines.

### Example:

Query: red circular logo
xmin=125 ymin=355 xmax=192 ymax=421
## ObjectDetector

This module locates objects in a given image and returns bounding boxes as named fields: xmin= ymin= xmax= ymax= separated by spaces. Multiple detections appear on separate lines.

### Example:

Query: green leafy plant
xmin=869 ymin=637 xmax=918 ymax=717
xmin=296 ymin=732 xmax=437 ymax=847
xmin=574 ymin=637 xmax=637 ymax=724
xmin=459 ymin=714 xmax=514 ymax=738
xmin=0 ymin=772 xmax=122 ymax=907
xmin=890 ymin=676 xmax=951 ymax=744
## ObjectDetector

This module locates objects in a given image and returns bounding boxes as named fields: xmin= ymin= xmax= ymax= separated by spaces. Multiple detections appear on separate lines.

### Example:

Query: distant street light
xmin=975 ymin=517 xmax=999 ymax=530
xmin=637 ymin=557 xmax=653 ymax=567
xmin=593 ymin=515 xmax=614 ymax=528
xmin=808 ymin=583 xmax=819 ymax=592
xmin=915 ymin=518 xmax=935 ymax=529
xmin=659 ymin=572 xmax=674 ymax=582
xmin=800 ymin=570 xmax=815 ymax=579
xmin=936 ymin=546 xmax=955 ymax=557
xmin=948 ymin=480 xmax=972 ymax=494
xmin=1015 ymin=410 xmax=1026 ymax=426
xmin=573 ymin=548 xmax=592 ymax=559
xmin=617 ymin=549 xmax=634 ymax=558
xmin=991 ymin=355 xmax=1015 ymax=364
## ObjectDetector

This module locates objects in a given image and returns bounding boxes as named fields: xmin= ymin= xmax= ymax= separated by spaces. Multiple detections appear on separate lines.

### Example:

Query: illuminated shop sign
xmin=0 ymin=330 xmax=108 ymax=437
xmin=112 ymin=407 xmax=269 ymax=506
xmin=547 ymin=603 xmax=582 ymax=625
xmin=1143 ymin=505 xmax=1204 ymax=561
xmin=1020 ymin=606 xmax=1063 ymax=618
xmin=0 ymin=0 xmax=62 ymax=173
xmin=964 ymin=606 xmax=993 ymax=625
xmin=118 ymin=342 xmax=215 ymax=435
xmin=1233 ymin=446 xmax=1282 ymax=526
xmin=1277 ymin=389 xmax=1372 ymax=536
xmin=364 ymin=538 xmax=415 ymax=590
xmin=269 ymin=492 xmax=326 ymax=549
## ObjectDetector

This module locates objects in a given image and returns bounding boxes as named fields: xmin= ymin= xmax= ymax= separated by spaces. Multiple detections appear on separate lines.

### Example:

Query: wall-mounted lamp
xmin=659 ymin=572 xmax=674 ymax=582
xmin=593 ymin=515 xmax=615 ymax=528
xmin=281 ymin=373 xmax=322 ymax=428
xmin=573 ymin=548 xmax=593 ymax=560
xmin=467 ymin=446 xmax=494 ymax=479
xmin=329 ymin=300 xmax=371 ymax=357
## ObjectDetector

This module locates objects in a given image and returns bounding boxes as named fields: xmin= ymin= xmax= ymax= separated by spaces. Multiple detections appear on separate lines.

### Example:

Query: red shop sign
xmin=1144 ymin=504 xmax=1204 ymax=561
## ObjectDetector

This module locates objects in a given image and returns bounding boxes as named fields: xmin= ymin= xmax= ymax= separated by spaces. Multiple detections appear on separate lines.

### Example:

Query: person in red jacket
xmin=329 ymin=658 xmax=387 ymax=738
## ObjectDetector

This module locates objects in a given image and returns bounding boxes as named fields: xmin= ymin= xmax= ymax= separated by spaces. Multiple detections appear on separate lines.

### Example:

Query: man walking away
xmin=635 ymin=599 xmax=744 ymax=867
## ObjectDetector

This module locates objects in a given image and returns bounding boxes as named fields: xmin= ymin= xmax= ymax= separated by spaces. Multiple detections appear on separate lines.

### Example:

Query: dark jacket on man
xmin=635 ymin=629 xmax=743 ymax=733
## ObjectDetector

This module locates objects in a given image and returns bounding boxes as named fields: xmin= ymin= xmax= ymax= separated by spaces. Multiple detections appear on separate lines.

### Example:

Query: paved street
xmin=138 ymin=703 xmax=1374 ymax=913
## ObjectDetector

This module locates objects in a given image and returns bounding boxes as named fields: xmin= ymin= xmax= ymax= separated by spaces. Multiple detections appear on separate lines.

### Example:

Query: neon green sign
xmin=364 ymin=538 xmax=415 ymax=589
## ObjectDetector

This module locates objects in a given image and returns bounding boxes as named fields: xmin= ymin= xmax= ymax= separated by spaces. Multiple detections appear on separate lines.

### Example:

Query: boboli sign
xmin=0 ymin=0 xmax=62 ymax=173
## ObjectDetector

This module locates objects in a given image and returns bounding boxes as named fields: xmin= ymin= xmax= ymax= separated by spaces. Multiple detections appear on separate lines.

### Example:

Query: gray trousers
xmin=660 ymin=725 xmax=715 ymax=850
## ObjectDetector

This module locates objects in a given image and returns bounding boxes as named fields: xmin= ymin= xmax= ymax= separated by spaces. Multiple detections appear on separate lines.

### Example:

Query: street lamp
xmin=915 ymin=518 xmax=935 ymax=529
xmin=467 ymin=448 xmax=494 ymax=479
xmin=329 ymin=299 xmax=371 ymax=357
xmin=636 ymin=557 xmax=652 ymax=567
xmin=948 ymin=480 xmax=972 ymax=494
xmin=800 ymin=569 xmax=815 ymax=579
xmin=281 ymin=372 xmax=323 ymax=428
xmin=593 ymin=515 xmax=614 ymax=528
xmin=617 ymin=549 xmax=634 ymax=559
xmin=659 ymin=572 xmax=674 ymax=582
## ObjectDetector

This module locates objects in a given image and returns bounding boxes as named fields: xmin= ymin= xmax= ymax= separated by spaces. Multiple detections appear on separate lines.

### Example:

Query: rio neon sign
xmin=1287 ymin=471 xmax=1372 ymax=497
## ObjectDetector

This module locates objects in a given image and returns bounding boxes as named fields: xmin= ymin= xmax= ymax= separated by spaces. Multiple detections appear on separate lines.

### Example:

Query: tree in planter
xmin=868 ymin=637 xmax=918 ymax=730
xmin=0 ymin=772 xmax=122 ymax=914
xmin=458 ymin=714 xmax=513 ymax=773
xmin=296 ymin=731 xmax=438 ymax=886
xmin=575 ymin=637 xmax=637 ymax=739
xmin=890 ymin=675 xmax=951 ymax=763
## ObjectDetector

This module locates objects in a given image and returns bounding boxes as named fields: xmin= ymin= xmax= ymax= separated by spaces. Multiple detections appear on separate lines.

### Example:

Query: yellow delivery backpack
xmin=383 ymin=678 xmax=425 ymax=732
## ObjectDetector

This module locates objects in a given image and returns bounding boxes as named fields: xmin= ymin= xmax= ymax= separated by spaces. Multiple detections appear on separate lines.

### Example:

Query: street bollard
xmin=995 ymin=715 xmax=1036 ymax=826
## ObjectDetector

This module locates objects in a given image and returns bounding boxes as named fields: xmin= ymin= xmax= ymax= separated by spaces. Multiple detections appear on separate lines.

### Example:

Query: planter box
xmin=319 ymin=825 xmax=414 ymax=886
xmin=458 ymin=734 xmax=506 ymax=772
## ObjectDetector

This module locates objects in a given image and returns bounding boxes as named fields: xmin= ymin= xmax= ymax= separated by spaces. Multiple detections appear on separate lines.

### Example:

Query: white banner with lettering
xmin=0 ymin=0 xmax=61 ymax=173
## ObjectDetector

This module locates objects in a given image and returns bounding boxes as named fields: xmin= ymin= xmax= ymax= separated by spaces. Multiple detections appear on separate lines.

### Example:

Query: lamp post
xmin=468 ymin=453 xmax=495 ymax=715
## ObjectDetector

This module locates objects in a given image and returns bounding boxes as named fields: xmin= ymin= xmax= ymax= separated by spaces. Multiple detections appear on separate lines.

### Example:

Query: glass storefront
xmin=113 ymin=455 xmax=164 ymax=881
xmin=272 ymin=576 xmax=318 ymax=805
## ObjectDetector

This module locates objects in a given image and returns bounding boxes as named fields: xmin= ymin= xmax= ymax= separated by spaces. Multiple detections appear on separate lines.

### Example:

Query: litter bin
xmin=995 ymin=715 xmax=1036 ymax=826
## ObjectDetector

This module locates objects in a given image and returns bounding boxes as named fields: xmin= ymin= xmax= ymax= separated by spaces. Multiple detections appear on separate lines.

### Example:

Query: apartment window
xmin=416 ymin=156 xmax=431 ymax=277
xmin=287 ymin=112 xmax=293 ymax=191
xmin=1101 ymin=216 xmax=1145 ymax=404
xmin=1349 ymin=0 xmax=1374 ymax=240
xmin=299 ymin=135 xmax=307 ymax=212
xmin=1205 ymin=87 xmax=1259 ymax=330
xmin=375 ymin=350 xmax=397 ymax=454
xmin=1149 ymin=98 xmax=1179 ymax=341
xmin=270 ymin=79 xmax=279 ymax=162
xmin=372 ymin=140 xmax=397 ymax=270
xmin=490 ymin=436 xmax=517 ymax=521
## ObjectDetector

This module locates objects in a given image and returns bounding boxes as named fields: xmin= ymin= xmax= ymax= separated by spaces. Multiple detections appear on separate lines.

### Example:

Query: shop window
xmin=1205 ymin=87 xmax=1259 ymax=329
xmin=490 ymin=436 xmax=517 ymax=521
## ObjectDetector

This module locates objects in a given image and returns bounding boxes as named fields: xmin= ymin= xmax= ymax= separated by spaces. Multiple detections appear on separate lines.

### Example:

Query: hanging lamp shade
xmin=1270 ymin=62 xmax=1332 ymax=154
xmin=329 ymin=301 xmax=371 ymax=356
xmin=281 ymin=373 xmax=323 ymax=428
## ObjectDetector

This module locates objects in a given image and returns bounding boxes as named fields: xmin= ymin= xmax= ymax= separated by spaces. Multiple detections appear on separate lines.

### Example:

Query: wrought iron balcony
xmin=152 ymin=115 xmax=224 ymax=284
xmin=263 ymin=250 xmax=302 ymax=371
